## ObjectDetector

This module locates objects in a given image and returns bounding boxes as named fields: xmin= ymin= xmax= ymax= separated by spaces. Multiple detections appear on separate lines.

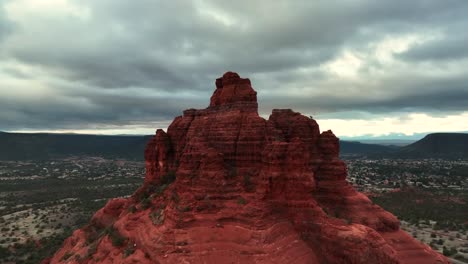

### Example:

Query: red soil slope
xmin=46 ymin=72 xmax=448 ymax=264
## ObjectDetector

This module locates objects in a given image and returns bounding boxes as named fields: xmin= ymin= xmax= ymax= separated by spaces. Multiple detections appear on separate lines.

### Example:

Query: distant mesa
xmin=399 ymin=132 xmax=468 ymax=158
xmin=2 ymin=131 xmax=466 ymax=160
xmin=0 ymin=132 xmax=151 ymax=161
xmin=43 ymin=72 xmax=448 ymax=263
xmin=339 ymin=140 xmax=398 ymax=155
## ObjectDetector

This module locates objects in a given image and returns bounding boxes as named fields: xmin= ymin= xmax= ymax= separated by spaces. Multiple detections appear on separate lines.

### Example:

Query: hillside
xmin=340 ymin=140 xmax=397 ymax=155
xmin=0 ymin=133 xmax=151 ymax=160
xmin=399 ymin=133 xmax=468 ymax=158
xmin=0 ymin=133 xmax=397 ymax=161
xmin=3 ymin=132 xmax=465 ymax=161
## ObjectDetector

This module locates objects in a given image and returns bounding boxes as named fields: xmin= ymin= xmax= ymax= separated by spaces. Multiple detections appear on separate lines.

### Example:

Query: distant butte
xmin=46 ymin=72 xmax=448 ymax=264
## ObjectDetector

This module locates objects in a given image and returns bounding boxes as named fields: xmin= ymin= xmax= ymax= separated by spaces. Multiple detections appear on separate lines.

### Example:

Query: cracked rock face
xmin=47 ymin=72 xmax=448 ymax=264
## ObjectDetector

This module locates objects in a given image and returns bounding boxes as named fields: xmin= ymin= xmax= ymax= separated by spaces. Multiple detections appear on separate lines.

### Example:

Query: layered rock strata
xmin=47 ymin=72 xmax=448 ymax=264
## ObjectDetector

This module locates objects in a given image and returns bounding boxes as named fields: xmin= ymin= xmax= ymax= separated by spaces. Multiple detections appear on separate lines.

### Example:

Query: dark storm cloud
xmin=400 ymin=35 xmax=468 ymax=61
xmin=259 ymin=72 xmax=468 ymax=118
xmin=398 ymin=15 xmax=468 ymax=62
xmin=1 ymin=0 xmax=468 ymax=132
xmin=9 ymin=0 xmax=465 ymax=90
xmin=0 ymin=87 xmax=204 ymax=131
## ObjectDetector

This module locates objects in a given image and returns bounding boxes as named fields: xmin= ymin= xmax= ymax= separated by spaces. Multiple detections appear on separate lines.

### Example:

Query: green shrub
xmin=105 ymin=227 xmax=127 ymax=247
xmin=237 ymin=197 xmax=247 ymax=205
xmin=127 ymin=205 xmax=137 ymax=213
xmin=123 ymin=246 xmax=135 ymax=258
xmin=140 ymin=198 xmax=151 ymax=210
xmin=137 ymin=172 xmax=174 ymax=202
xmin=61 ymin=252 xmax=73 ymax=261
xmin=443 ymin=246 xmax=457 ymax=256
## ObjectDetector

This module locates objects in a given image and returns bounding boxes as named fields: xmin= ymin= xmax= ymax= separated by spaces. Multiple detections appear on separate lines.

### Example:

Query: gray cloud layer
xmin=0 ymin=0 xmax=467 ymax=132
xmin=0 ymin=4 xmax=13 ymax=43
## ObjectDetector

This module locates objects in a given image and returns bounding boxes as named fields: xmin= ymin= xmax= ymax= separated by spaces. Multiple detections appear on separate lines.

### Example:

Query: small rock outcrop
xmin=47 ymin=72 xmax=448 ymax=264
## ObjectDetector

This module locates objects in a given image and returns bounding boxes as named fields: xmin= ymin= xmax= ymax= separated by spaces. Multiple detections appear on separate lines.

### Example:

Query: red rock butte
xmin=47 ymin=72 xmax=448 ymax=264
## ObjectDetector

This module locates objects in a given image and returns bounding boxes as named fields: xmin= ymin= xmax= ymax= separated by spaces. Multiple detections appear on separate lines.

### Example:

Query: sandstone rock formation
xmin=47 ymin=72 xmax=448 ymax=264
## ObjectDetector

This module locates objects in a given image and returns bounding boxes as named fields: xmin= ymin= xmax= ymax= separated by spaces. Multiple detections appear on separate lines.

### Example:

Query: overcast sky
xmin=1 ymin=0 xmax=467 ymax=138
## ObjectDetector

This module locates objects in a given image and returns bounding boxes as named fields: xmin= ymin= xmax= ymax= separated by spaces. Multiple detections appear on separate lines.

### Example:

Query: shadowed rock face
xmin=47 ymin=72 xmax=448 ymax=264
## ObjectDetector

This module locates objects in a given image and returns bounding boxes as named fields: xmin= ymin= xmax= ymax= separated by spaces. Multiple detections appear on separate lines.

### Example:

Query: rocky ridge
xmin=47 ymin=72 xmax=448 ymax=264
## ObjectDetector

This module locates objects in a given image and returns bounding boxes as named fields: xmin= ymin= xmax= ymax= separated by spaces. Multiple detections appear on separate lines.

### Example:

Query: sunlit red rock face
xmin=48 ymin=72 xmax=448 ymax=264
